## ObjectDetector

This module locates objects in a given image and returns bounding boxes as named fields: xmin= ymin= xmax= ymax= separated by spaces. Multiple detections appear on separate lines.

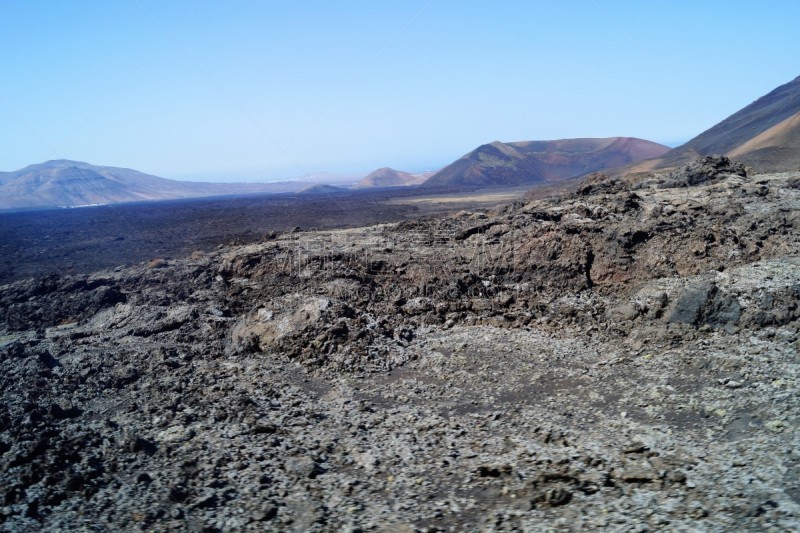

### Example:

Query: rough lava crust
xmin=1 ymin=157 xmax=799 ymax=531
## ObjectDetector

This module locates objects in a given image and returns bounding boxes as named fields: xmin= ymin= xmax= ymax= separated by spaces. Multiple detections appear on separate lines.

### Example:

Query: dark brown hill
xmin=422 ymin=137 xmax=669 ymax=188
xmin=620 ymin=75 xmax=800 ymax=175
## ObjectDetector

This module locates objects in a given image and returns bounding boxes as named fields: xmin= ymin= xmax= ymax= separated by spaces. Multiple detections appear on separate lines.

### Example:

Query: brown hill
xmin=727 ymin=110 xmax=800 ymax=171
xmin=620 ymin=75 xmax=800 ymax=176
xmin=422 ymin=137 xmax=669 ymax=188
xmin=352 ymin=167 xmax=431 ymax=188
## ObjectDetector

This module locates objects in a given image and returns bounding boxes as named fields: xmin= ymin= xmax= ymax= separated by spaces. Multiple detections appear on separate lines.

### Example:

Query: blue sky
xmin=0 ymin=1 xmax=798 ymax=182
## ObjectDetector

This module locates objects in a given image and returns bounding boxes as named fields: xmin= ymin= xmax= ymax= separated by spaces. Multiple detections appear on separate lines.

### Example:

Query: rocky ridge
xmin=1 ymin=157 xmax=799 ymax=531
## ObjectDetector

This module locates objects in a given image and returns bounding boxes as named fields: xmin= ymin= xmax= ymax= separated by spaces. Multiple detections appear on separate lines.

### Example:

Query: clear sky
xmin=0 ymin=1 xmax=798 ymax=182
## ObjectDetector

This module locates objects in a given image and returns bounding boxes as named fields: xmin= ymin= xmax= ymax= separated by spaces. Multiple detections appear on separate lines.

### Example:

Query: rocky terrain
xmin=1 ymin=157 xmax=799 ymax=531
xmin=0 ymin=189 xmax=426 ymax=285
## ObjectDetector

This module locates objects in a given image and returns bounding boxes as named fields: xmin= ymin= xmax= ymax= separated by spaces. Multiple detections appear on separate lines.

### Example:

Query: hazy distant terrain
xmin=0 ymin=138 xmax=670 ymax=210
xmin=352 ymin=167 xmax=432 ymax=188
xmin=298 ymin=184 xmax=348 ymax=195
xmin=0 ymin=160 xmax=314 ymax=210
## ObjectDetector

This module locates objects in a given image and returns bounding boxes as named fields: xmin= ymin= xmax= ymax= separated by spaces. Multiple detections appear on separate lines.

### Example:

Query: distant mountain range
xmin=620 ymin=75 xmax=800 ymax=175
xmin=0 ymin=160 xmax=313 ymax=210
xmin=352 ymin=167 xmax=433 ymax=189
xmin=4 ymin=75 xmax=799 ymax=210
xmin=421 ymin=137 xmax=669 ymax=188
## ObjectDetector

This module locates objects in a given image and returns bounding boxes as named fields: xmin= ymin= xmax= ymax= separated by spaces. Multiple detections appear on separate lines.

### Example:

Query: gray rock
xmin=666 ymin=281 xmax=741 ymax=328
xmin=284 ymin=456 xmax=323 ymax=479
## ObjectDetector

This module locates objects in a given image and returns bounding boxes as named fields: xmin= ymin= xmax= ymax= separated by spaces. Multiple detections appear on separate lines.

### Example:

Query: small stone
xmin=623 ymin=442 xmax=648 ymax=454
xmin=355 ymin=452 xmax=379 ymax=471
xmin=284 ymin=456 xmax=322 ymax=479
xmin=533 ymin=488 xmax=573 ymax=507
xmin=618 ymin=466 xmax=657 ymax=483
xmin=608 ymin=303 xmax=640 ymax=322
xmin=765 ymin=420 xmax=787 ymax=433
xmin=253 ymin=504 xmax=278 ymax=522
xmin=193 ymin=493 xmax=218 ymax=509
xmin=251 ymin=419 xmax=277 ymax=434
xmin=129 ymin=436 xmax=157 ymax=455
xmin=157 ymin=425 xmax=193 ymax=443
xmin=50 ymin=402 xmax=82 ymax=420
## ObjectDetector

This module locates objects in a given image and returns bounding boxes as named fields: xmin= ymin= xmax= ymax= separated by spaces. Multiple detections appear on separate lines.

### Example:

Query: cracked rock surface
xmin=1 ymin=159 xmax=799 ymax=531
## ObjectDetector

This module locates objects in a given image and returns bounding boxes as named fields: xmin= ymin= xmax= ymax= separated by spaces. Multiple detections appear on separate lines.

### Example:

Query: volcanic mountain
xmin=352 ymin=167 xmax=431 ymax=189
xmin=622 ymin=74 xmax=800 ymax=175
xmin=0 ymin=160 xmax=309 ymax=210
xmin=422 ymin=137 xmax=669 ymax=188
